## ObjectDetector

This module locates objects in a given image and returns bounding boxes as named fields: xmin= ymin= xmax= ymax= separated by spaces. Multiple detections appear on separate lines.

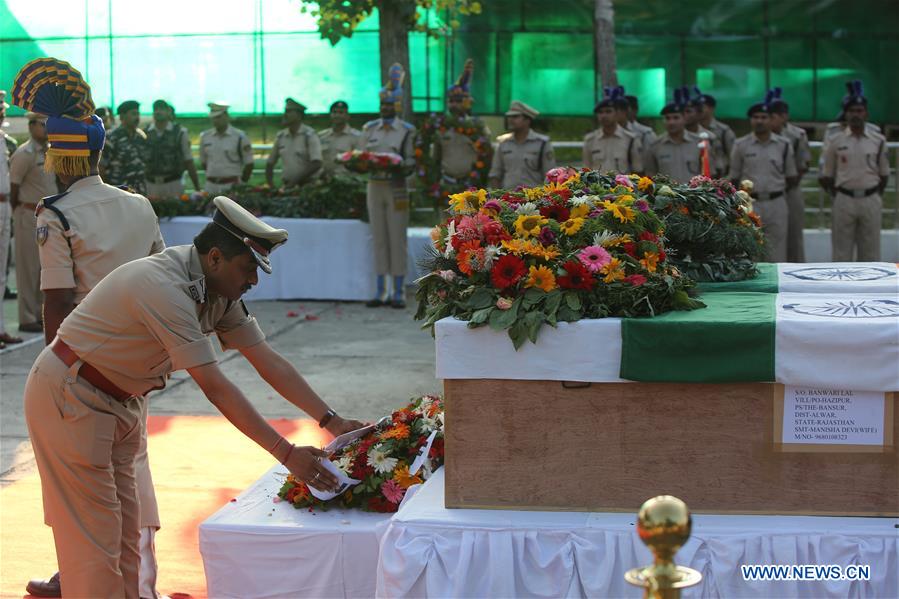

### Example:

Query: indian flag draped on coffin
xmin=697 ymin=262 xmax=899 ymax=294
xmin=436 ymin=291 xmax=899 ymax=392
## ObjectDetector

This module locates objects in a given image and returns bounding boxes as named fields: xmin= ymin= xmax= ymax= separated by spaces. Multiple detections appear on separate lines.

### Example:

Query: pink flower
xmin=635 ymin=199 xmax=650 ymax=213
xmin=496 ymin=297 xmax=514 ymax=310
xmin=614 ymin=174 xmax=634 ymax=188
xmin=438 ymin=270 xmax=456 ymax=282
xmin=483 ymin=200 xmax=502 ymax=213
xmin=688 ymin=175 xmax=711 ymax=188
xmin=545 ymin=167 xmax=578 ymax=184
xmin=577 ymin=245 xmax=612 ymax=272
xmin=382 ymin=479 xmax=406 ymax=504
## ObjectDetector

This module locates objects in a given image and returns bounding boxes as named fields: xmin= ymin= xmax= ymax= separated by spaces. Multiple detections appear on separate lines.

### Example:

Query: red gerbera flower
xmin=639 ymin=231 xmax=658 ymax=242
xmin=622 ymin=242 xmax=637 ymax=257
xmin=490 ymin=255 xmax=527 ymax=289
xmin=557 ymin=260 xmax=595 ymax=290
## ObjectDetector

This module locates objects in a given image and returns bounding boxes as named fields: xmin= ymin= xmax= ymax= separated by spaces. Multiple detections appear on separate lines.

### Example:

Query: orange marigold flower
xmin=381 ymin=422 xmax=411 ymax=441
xmin=393 ymin=464 xmax=424 ymax=489
xmin=640 ymin=251 xmax=660 ymax=273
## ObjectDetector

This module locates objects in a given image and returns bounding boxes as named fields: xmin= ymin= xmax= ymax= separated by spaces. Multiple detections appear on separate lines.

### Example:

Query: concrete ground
xmin=0 ymin=295 xmax=440 ymax=485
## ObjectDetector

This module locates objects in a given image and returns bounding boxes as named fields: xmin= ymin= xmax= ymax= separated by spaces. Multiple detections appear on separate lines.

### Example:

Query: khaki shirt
xmin=199 ymin=126 xmax=254 ymax=178
xmin=708 ymin=118 xmax=736 ymax=165
xmin=36 ymin=175 xmax=165 ymax=303
xmin=582 ymin=125 xmax=643 ymax=173
xmin=778 ymin=122 xmax=811 ymax=173
xmin=9 ymin=139 xmax=57 ymax=206
xmin=728 ymin=133 xmax=797 ymax=194
xmin=0 ymin=130 xmax=14 ymax=195
xmin=626 ymin=120 xmax=657 ymax=161
xmin=267 ymin=125 xmax=322 ymax=185
xmin=319 ymin=126 xmax=362 ymax=175
xmin=435 ymin=120 xmax=492 ymax=180
xmin=490 ymin=130 xmax=556 ymax=189
xmin=821 ymin=128 xmax=889 ymax=190
xmin=58 ymin=245 xmax=265 ymax=395
xmin=361 ymin=118 xmax=416 ymax=180
xmin=644 ymin=132 xmax=702 ymax=183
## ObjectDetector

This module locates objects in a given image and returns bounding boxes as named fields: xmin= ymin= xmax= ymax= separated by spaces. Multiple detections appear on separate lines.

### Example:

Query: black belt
xmin=750 ymin=190 xmax=785 ymax=201
xmin=206 ymin=176 xmax=239 ymax=184
xmin=149 ymin=174 xmax=182 ymax=184
xmin=836 ymin=185 xmax=880 ymax=198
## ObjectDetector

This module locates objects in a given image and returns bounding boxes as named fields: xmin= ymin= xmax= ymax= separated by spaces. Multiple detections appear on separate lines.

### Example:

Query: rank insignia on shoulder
xmin=36 ymin=225 xmax=49 ymax=246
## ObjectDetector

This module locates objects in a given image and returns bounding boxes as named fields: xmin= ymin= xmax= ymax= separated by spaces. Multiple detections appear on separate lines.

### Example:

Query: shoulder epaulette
xmin=497 ymin=132 xmax=514 ymax=143
xmin=401 ymin=120 xmax=415 ymax=130
xmin=363 ymin=119 xmax=380 ymax=130
xmin=36 ymin=192 xmax=71 ymax=230
xmin=115 ymin=184 xmax=136 ymax=194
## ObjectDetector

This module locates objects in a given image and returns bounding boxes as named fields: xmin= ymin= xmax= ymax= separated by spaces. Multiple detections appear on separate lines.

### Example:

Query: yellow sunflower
xmin=525 ymin=265 xmax=557 ymax=292
xmin=501 ymin=238 xmax=531 ymax=255
xmin=617 ymin=194 xmax=635 ymax=205
xmin=637 ymin=176 xmax=654 ymax=192
xmin=543 ymin=181 xmax=570 ymax=195
xmin=514 ymin=214 xmax=548 ymax=238
xmin=569 ymin=203 xmax=590 ymax=219
xmin=538 ymin=245 xmax=561 ymax=260
xmin=523 ymin=186 xmax=545 ymax=201
xmin=602 ymin=200 xmax=636 ymax=224
xmin=600 ymin=257 xmax=626 ymax=283
xmin=559 ymin=217 xmax=585 ymax=236
xmin=448 ymin=189 xmax=487 ymax=214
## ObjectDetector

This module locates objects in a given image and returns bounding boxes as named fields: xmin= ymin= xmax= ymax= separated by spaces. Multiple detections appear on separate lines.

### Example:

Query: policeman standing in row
xmin=623 ymin=93 xmax=657 ymax=161
xmin=9 ymin=112 xmax=57 ymax=333
xmin=0 ymin=89 xmax=23 ymax=347
xmin=489 ymin=100 xmax=555 ymax=188
xmin=362 ymin=64 xmax=416 ymax=308
xmin=582 ymin=87 xmax=642 ymax=174
xmin=684 ymin=89 xmax=726 ymax=177
xmin=434 ymin=60 xmax=492 ymax=193
xmin=265 ymin=98 xmax=322 ymax=189
xmin=145 ymin=99 xmax=200 ymax=198
xmin=767 ymin=88 xmax=811 ymax=262
xmin=819 ymin=81 xmax=890 ymax=262
xmin=318 ymin=100 xmax=362 ymax=177
xmin=200 ymin=102 xmax=253 ymax=194
xmin=10 ymin=57 xmax=168 ymax=599
xmin=24 ymin=194 xmax=364 ymax=598
xmin=698 ymin=90 xmax=737 ymax=173
xmin=729 ymin=100 xmax=798 ymax=262
xmin=100 ymin=100 xmax=148 ymax=194
xmin=645 ymin=89 xmax=702 ymax=183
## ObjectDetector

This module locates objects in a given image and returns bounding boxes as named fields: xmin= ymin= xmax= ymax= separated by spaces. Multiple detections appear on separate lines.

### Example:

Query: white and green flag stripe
xmin=698 ymin=262 xmax=899 ymax=295
xmin=436 ymin=288 xmax=899 ymax=391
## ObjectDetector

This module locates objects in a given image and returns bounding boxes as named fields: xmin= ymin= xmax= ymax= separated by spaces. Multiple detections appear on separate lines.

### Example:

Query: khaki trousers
xmin=14 ymin=204 xmax=43 ymax=324
xmin=367 ymin=180 xmax=408 ymax=276
xmin=753 ymin=196 xmax=788 ymax=263
xmin=25 ymin=347 xmax=143 ymax=599
xmin=831 ymin=193 xmax=882 ymax=262
xmin=785 ymin=186 xmax=805 ymax=263
xmin=145 ymin=179 xmax=184 ymax=200
xmin=203 ymin=180 xmax=236 ymax=196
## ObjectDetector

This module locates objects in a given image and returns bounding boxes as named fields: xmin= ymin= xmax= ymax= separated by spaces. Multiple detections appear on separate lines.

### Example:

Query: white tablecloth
xmin=199 ymin=465 xmax=390 ymax=598
xmin=376 ymin=469 xmax=898 ymax=598
xmin=159 ymin=217 xmax=433 ymax=300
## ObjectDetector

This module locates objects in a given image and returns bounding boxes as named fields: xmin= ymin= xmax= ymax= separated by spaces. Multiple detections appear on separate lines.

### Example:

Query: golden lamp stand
xmin=625 ymin=495 xmax=703 ymax=599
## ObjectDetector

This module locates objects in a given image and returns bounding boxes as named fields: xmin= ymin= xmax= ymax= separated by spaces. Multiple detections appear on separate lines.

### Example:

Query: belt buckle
xmin=853 ymin=189 xmax=865 ymax=198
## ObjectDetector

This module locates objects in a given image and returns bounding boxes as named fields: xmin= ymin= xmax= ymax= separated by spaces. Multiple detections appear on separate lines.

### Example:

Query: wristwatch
xmin=318 ymin=409 xmax=337 ymax=429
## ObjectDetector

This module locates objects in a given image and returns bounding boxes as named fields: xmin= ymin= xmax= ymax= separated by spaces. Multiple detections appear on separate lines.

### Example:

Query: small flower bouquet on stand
xmin=337 ymin=150 xmax=407 ymax=176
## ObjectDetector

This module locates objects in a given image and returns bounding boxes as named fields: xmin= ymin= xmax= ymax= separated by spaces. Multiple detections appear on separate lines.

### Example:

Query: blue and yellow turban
xmin=447 ymin=59 xmax=474 ymax=109
xmin=11 ymin=57 xmax=103 ymax=177
xmin=379 ymin=63 xmax=405 ymax=112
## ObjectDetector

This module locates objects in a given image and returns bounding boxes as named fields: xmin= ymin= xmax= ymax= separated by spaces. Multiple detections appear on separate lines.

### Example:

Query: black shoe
xmin=26 ymin=572 xmax=61 ymax=597
xmin=4 ymin=287 xmax=16 ymax=300
xmin=390 ymin=298 xmax=406 ymax=309
xmin=19 ymin=322 xmax=44 ymax=333
xmin=365 ymin=298 xmax=384 ymax=308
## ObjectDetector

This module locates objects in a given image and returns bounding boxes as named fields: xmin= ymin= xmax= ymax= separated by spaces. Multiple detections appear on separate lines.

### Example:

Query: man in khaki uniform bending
xmin=200 ymin=102 xmax=253 ymax=194
xmin=319 ymin=100 xmax=362 ymax=176
xmin=489 ymin=100 xmax=555 ymax=189
xmin=8 ymin=112 xmax=57 ymax=333
xmin=9 ymin=59 xmax=170 ymax=599
xmin=583 ymin=88 xmax=643 ymax=174
xmin=265 ymin=98 xmax=322 ymax=188
xmin=361 ymin=63 xmax=416 ymax=309
xmin=819 ymin=82 xmax=890 ymax=262
xmin=729 ymin=101 xmax=798 ymax=262
xmin=25 ymin=196 xmax=364 ymax=599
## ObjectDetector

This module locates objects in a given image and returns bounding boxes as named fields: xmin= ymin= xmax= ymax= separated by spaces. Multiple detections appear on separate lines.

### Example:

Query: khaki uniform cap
xmin=208 ymin=102 xmax=230 ymax=117
xmin=505 ymin=100 xmax=539 ymax=119
xmin=211 ymin=196 xmax=288 ymax=274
